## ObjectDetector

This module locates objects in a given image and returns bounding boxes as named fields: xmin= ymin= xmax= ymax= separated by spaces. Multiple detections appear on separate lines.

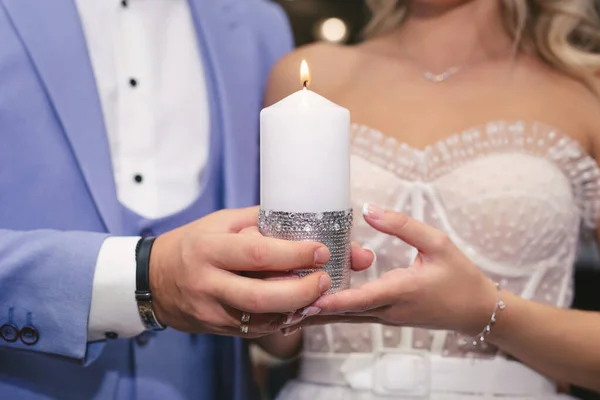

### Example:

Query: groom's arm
xmin=0 ymin=229 xmax=109 ymax=364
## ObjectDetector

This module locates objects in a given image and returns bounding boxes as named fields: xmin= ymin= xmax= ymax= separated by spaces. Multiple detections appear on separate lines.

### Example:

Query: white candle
xmin=260 ymin=61 xmax=350 ymax=213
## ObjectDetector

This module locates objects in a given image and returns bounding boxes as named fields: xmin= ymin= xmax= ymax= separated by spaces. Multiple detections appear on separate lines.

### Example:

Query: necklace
xmin=423 ymin=66 xmax=462 ymax=82
xmin=398 ymin=41 xmax=513 ymax=83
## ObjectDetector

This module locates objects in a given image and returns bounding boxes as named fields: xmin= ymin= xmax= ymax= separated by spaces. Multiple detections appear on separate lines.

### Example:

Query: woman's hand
xmin=282 ymin=206 xmax=600 ymax=393
xmin=294 ymin=203 xmax=500 ymax=336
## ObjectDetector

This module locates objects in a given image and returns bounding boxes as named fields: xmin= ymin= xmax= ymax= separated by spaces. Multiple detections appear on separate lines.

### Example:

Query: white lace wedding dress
xmin=277 ymin=121 xmax=600 ymax=399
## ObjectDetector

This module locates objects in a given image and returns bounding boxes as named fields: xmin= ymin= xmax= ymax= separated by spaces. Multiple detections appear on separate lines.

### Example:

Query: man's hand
xmin=147 ymin=207 xmax=374 ymax=338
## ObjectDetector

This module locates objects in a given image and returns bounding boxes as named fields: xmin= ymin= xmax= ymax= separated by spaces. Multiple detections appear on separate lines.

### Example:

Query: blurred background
xmin=275 ymin=0 xmax=368 ymax=46
xmin=250 ymin=1 xmax=600 ymax=399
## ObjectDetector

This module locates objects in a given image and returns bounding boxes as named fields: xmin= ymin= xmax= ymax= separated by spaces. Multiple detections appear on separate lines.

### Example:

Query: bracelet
xmin=471 ymin=282 xmax=505 ymax=347
xmin=135 ymin=237 xmax=166 ymax=331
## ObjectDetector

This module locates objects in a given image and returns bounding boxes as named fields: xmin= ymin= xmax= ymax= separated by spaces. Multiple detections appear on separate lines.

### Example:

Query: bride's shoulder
xmin=581 ymin=76 xmax=600 ymax=157
xmin=264 ymin=42 xmax=362 ymax=106
xmin=551 ymin=72 xmax=600 ymax=157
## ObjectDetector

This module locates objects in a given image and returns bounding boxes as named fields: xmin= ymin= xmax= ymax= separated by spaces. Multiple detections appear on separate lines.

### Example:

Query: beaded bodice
xmin=304 ymin=121 xmax=600 ymax=359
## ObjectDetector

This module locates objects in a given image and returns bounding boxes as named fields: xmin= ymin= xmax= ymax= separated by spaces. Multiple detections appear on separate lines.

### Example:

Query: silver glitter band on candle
xmin=258 ymin=209 xmax=353 ymax=293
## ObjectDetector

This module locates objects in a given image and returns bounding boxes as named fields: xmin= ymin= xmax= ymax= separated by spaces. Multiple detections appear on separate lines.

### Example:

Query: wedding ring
xmin=240 ymin=312 xmax=250 ymax=334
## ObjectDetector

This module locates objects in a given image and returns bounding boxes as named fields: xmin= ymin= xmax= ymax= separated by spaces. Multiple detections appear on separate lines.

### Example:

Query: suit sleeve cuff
xmin=87 ymin=236 xmax=146 ymax=341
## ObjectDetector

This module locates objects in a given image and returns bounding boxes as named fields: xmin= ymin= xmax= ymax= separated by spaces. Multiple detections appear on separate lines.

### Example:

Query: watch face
xmin=19 ymin=325 xmax=39 ymax=345
xmin=1 ymin=323 xmax=19 ymax=342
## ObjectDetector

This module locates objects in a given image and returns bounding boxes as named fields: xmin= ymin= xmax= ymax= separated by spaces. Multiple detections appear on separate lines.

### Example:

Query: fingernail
xmin=314 ymin=247 xmax=330 ymax=265
xmin=362 ymin=203 xmax=384 ymax=221
xmin=284 ymin=312 xmax=303 ymax=325
xmin=284 ymin=313 xmax=295 ymax=325
xmin=319 ymin=274 xmax=331 ymax=293
xmin=301 ymin=306 xmax=321 ymax=317
xmin=282 ymin=326 xmax=302 ymax=337
xmin=364 ymin=247 xmax=377 ymax=264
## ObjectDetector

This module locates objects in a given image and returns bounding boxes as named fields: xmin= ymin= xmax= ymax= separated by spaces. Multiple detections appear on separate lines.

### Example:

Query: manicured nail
xmin=284 ymin=312 xmax=303 ymax=325
xmin=284 ymin=312 xmax=296 ymax=325
xmin=282 ymin=326 xmax=302 ymax=337
xmin=319 ymin=274 xmax=331 ymax=293
xmin=314 ymin=247 xmax=330 ymax=265
xmin=364 ymin=247 xmax=377 ymax=264
xmin=301 ymin=306 xmax=321 ymax=317
xmin=362 ymin=203 xmax=384 ymax=221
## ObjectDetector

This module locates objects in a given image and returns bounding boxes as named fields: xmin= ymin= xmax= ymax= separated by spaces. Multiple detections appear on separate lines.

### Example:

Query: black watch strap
xmin=135 ymin=237 xmax=166 ymax=331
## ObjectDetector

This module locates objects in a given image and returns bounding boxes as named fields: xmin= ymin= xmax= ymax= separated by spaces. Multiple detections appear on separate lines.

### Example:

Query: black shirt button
xmin=19 ymin=326 xmax=39 ymax=345
xmin=129 ymin=78 xmax=138 ymax=88
xmin=121 ymin=0 xmax=127 ymax=7
xmin=140 ymin=228 xmax=154 ymax=238
xmin=134 ymin=174 xmax=143 ymax=183
xmin=105 ymin=331 xmax=119 ymax=340
xmin=0 ymin=323 xmax=18 ymax=343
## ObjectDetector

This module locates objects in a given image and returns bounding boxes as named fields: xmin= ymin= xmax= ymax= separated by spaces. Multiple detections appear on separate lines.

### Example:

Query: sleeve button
xmin=19 ymin=326 xmax=39 ymax=345
xmin=0 ymin=323 xmax=19 ymax=342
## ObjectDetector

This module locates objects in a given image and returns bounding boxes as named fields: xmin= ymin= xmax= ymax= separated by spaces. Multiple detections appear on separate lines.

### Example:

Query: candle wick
xmin=303 ymin=80 xmax=308 ymax=88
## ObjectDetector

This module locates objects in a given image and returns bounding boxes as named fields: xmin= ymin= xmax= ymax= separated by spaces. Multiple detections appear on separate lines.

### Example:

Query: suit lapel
xmin=1 ymin=0 xmax=122 ymax=233
xmin=188 ymin=0 xmax=260 ymax=209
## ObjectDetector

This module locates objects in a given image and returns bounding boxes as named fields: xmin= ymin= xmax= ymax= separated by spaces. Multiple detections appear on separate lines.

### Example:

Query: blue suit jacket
xmin=0 ymin=0 xmax=293 ymax=398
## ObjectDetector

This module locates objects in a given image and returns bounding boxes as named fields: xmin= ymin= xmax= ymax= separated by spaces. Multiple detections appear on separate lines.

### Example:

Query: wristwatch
xmin=135 ymin=237 xmax=166 ymax=331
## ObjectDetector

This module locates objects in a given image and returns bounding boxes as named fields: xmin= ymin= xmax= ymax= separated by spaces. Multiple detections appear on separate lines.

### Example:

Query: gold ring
xmin=240 ymin=312 xmax=250 ymax=334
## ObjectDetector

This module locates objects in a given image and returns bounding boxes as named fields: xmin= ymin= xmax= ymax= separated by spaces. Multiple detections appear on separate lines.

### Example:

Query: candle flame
xmin=300 ymin=60 xmax=310 ymax=88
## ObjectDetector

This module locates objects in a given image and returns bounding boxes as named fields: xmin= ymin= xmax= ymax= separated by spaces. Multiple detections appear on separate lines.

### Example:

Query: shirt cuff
xmin=87 ymin=237 xmax=146 ymax=342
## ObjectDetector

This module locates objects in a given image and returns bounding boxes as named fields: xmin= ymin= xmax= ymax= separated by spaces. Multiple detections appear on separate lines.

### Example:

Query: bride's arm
xmin=486 ymin=111 xmax=600 ymax=388
xmin=487 ymin=287 xmax=600 ymax=391
xmin=306 ymin=207 xmax=600 ymax=393
xmin=485 ymin=120 xmax=600 ymax=390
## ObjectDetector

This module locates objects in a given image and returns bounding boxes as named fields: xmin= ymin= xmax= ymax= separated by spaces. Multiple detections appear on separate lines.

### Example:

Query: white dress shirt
xmin=75 ymin=0 xmax=210 ymax=341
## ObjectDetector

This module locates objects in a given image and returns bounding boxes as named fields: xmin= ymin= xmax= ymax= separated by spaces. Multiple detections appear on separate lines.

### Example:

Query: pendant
xmin=423 ymin=67 xmax=461 ymax=83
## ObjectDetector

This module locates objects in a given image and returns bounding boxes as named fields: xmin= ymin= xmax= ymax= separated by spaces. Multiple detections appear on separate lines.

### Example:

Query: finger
xmin=350 ymin=242 xmax=376 ymax=272
xmin=302 ymin=315 xmax=380 ymax=326
xmin=362 ymin=203 xmax=450 ymax=255
xmin=217 ymin=206 xmax=258 ymax=233
xmin=204 ymin=233 xmax=330 ymax=272
xmin=213 ymin=270 xmax=332 ymax=313
xmin=239 ymin=226 xmax=262 ymax=236
xmin=311 ymin=273 xmax=402 ymax=314
xmin=222 ymin=307 xmax=294 ymax=337
xmin=280 ymin=315 xmax=379 ymax=336
xmin=195 ymin=207 xmax=260 ymax=234
xmin=282 ymin=325 xmax=302 ymax=337
xmin=226 ymin=206 xmax=260 ymax=232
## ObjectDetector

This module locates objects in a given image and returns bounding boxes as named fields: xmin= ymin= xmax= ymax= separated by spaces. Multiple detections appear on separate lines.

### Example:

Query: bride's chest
xmin=349 ymin=121 xmax=600 ymax=269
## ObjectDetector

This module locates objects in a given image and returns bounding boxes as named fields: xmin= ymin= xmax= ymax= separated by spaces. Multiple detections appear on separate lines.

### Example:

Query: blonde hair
xmin=365 ymin=0 xmax=600 ymax=91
